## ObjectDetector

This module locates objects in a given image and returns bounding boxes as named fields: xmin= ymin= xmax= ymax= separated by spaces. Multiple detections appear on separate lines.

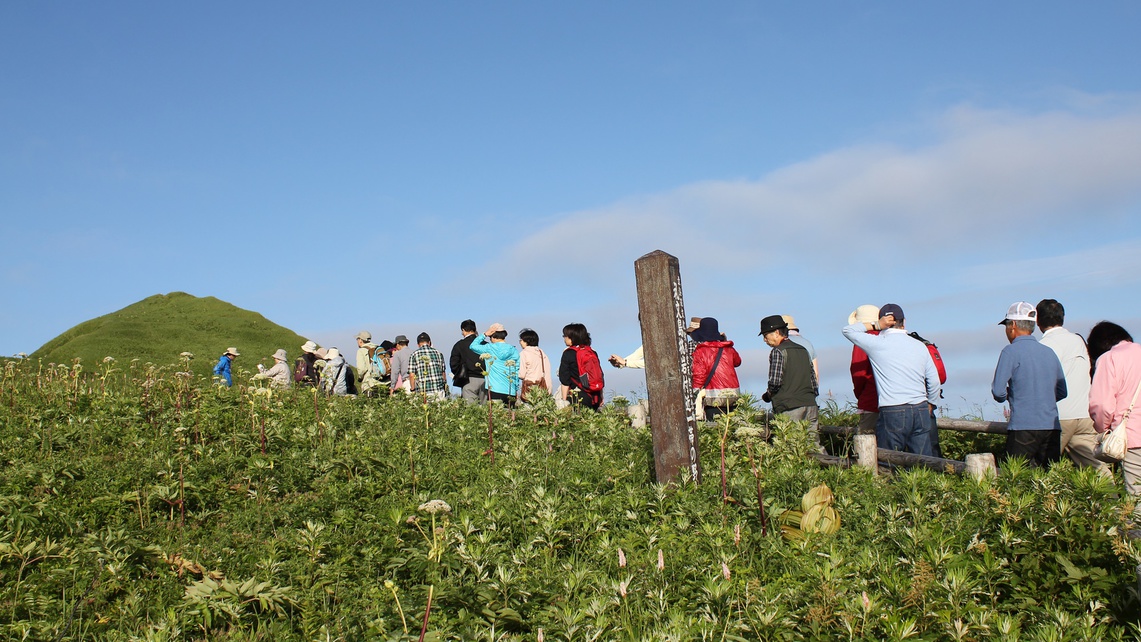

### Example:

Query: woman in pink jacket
xmin=1088 ymin=321 xmax=1141 ymax=510
xmin=517 ymin=328 xmax=553 ymax=403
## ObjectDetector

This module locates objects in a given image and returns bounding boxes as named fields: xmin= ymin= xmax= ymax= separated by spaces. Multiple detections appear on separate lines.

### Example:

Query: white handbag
xmin=1094 ymin=377 xmax=1141 ymax=463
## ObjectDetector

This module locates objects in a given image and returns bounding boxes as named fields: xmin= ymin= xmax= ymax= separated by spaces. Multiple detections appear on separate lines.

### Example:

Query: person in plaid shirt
xmin=409 ymin=332 xmax=449 ymax=400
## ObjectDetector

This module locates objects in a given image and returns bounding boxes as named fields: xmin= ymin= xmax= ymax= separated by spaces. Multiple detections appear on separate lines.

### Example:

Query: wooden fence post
xmin=635 ymin=250 xmax=700 ymax=484
xmin=964 ymin=453 xmax=997 ymax=480
xmin=854 ymin=434 xmax=877 ymax=473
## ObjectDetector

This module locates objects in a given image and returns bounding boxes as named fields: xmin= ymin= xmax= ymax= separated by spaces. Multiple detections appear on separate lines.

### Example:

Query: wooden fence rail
xmin=820 ymin=417 xmax=1009 ymax=437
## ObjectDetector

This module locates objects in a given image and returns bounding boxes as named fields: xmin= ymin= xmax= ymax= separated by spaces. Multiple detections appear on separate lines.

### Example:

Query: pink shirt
xmin=1090 ymin=341 xmax=1141 ymax=449
xmin=517 ymin=346 xmax=553 ymax=396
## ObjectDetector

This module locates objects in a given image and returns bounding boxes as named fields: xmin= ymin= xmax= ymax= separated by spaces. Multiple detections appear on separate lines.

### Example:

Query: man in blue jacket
xmin=991 ymin=301 xmax=1067 ymax=467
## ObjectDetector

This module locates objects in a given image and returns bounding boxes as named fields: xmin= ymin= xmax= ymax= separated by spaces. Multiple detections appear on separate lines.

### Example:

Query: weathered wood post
xmin=964 ymin=453 xmax=997 ymax=480
xmin=854 ymin=434 xmax=878 ymax=473
xmin=635 ymin=250 xmax=700 ymax=484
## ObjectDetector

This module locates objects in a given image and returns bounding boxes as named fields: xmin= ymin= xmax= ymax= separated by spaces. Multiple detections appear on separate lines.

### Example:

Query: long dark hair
xmin=562 ymin=323 xmax=591 ymax=347
xmin=1087 ymin=321 xmax=1133 ymax=374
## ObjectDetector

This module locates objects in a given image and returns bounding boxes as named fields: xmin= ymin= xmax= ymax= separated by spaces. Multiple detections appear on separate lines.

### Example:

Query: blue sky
xmin=4 ymin=2 xmax=1141 ymax=417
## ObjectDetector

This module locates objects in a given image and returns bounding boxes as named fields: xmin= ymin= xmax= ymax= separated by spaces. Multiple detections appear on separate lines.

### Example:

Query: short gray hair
xmin=1011 ymin=319 xmax=1036 ymax=333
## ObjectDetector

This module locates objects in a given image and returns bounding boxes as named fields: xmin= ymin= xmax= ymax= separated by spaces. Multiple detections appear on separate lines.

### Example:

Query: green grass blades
xmin=0 ymin=360 xmax=1138 ymax=640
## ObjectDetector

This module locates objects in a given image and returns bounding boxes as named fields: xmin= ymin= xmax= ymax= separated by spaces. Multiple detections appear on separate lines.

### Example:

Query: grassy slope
xmin=30 ymin=292 xmax=308 ymax=378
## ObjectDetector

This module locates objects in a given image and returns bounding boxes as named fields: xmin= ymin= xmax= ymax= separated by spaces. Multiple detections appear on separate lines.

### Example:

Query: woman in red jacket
xmin=690 ymin=317 xmax=742 ymax=421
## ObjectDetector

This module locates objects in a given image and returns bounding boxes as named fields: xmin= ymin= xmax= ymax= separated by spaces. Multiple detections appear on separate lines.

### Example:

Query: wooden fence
xmin=817 ymin=417 xmax=1004 ymax=478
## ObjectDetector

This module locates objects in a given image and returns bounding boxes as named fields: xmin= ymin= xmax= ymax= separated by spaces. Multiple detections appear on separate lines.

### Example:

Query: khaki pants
xmin=1060 ymin=417 xmax=1110 ymax=476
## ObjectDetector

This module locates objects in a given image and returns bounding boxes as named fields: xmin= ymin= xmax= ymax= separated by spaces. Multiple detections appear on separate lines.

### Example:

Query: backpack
xmin=369 ymin=346 xmax=389 ymax=378
xmin=571 ymin=345 xmax=605 ymax=393
xmin=908 ymin=332 xmax=947 ymax=384
xmin=293 ymin=357 xmax=307 ymax=383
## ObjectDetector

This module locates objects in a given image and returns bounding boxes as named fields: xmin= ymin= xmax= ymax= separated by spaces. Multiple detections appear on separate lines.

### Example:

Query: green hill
xmin=30 ymin=292 xmax=308 ymax=378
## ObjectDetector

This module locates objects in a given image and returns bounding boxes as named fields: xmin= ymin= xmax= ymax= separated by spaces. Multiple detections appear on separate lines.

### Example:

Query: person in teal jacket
xmin=213 ymin=347 xmax=240 ymax=387
xmin=470 ymin=323 xmax=520 ymax=405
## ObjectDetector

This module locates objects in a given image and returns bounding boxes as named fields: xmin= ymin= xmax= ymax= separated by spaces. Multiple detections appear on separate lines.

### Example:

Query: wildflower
xmin=406 ymin=515 xmax=419 ymax=524
xmin=657 ymin=549 xmax=665 ymax=571
xmin=384 ymin=580 xmax=396 ymax=590
xmin=862 ymin=591 xmax=871 ymax=612
xmin=180 ymin=352 xmax=194 ymax=359
xmin=721 ymin=562 xmax=731 ymax=580
xmin=537 ymin=629 xmax=544 ymax=642
xmin=618 ymin=579 xmax=628 ymax=597
xmin=103 ymin=356 xmax=115 ymax=363
xmin=735 ymin=425 xmax=765 ymax=440
xmin=418 ymin=499 xmax=452 ymax=515
xmin=618 ymin=548 xmax=626 ymax=568
xmin=734 ymin=524 xmax=741 ymax=547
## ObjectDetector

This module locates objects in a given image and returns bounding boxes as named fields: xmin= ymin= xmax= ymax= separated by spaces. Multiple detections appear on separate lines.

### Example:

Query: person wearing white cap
xmin=212 ymin=347 xmax=240 ymax=387
xmin=254 ymin=349 xmax=291 ymax=389
xmin=321 ymin=347 xmax=355 ymax=396
xmin=991 ymin=301 xmax=1067 ymax=467
xmin=296 ymin=340 xmax=324 ymax=389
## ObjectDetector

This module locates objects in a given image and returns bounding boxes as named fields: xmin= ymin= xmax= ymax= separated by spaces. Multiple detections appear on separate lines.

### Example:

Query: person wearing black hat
xmin=759 ymin=315 xmax=820 ymax=447
xmin=842 ymin=304 xmax=941 ymax=456
xmin=389 ymin=335 xmax=413 ymax=395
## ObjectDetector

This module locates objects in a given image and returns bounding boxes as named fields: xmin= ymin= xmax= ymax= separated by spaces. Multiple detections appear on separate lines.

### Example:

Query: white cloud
xmin=486 ymin=98 xmax=1141 ymax=287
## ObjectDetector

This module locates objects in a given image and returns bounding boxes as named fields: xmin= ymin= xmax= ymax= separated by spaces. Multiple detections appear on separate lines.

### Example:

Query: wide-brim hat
xmin=758 ymin=315 xmax=788 ymax=335
xmin=690 ymin=317 xmax=721 ymax=343
xmin=272 ymin=349 xmax=287 ymax=361
xmin=224 ymin=347 xmax=241 ymax=357
xmin=848 ymin=305 xmax=880 ymax=326
xmin=324 ymin=348 xmax=341 ymax=360
xmin=301 ymin=340 xmax=319 ymax=354
xmin=485 ymin=323 xmax=506 ymax=334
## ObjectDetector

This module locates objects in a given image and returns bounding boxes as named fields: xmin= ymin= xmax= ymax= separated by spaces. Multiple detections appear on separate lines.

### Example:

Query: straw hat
xmin=848 ymin=305 xmax=880 ymax=325
xmin=224 ymin=347 xmax=240 ymax=357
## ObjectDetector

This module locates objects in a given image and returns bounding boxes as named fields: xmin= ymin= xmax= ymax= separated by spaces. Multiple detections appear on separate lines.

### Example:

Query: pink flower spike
xmin=862 ymin=591 xmax=871 ymax=611
xmin=721 ymin=562 xmax=731 ymax=580
xmin=619 ymin=580 xmax=628 ymax=597
xmin=657 ymin=549 xmax=665 ymax=571
xmin=734 ymin=524 xmax=741 ymax=547
xmin=618 ymin=548 xmax=627 ymax=568
xmin=537 ymin=629 xmax=544 ymax=642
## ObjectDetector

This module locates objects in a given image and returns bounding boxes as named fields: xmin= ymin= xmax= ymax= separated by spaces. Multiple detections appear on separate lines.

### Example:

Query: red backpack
xmin=909 ymin=332 xmax=947 ymax=384
xmin=571 ymin=345 xmax=606 ymax=393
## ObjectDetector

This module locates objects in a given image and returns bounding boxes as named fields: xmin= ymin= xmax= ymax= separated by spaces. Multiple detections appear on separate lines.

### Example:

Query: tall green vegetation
xmin=1 ymin=359 xmax=1138 ymax=640
xmin=29 ymin=292 xmax=307 ymax=379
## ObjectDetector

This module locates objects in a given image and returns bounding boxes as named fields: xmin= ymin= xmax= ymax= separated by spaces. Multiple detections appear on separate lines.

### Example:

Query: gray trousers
xmin=782 ymin=405 xmax=820 ymax=445
xmin=461 ymin=377 xmax=487 ymax=403
xmin=1123 ymin=448 xmax=1141 ymax=518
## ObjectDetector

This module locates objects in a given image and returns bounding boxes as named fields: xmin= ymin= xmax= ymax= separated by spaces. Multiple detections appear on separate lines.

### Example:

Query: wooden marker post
xmin=634 ymin=250 xmax=700 ymax=484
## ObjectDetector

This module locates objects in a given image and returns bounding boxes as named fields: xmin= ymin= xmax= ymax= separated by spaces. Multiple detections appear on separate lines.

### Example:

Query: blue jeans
xmin=876 ymin=403 xmax=935 ymax=457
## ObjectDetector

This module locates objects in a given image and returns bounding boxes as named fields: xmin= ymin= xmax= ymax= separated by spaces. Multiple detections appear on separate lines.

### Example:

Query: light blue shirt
xmin=991 ymin=335 xmax=1067 ymax=431
xmin=842 ymin=324 xmax=940 ymax=406
xmin=788 ymin=333 xmax=817 ymax=362
xmin=470 ymin=336 xmax=520 ymax=395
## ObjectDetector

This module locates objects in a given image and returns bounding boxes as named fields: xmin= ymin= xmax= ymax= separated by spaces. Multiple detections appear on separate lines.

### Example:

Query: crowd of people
xmin=210 ymin=301 xmax=1141 ymax=502
xmin=218 ymin=321 xmax=602 ymax=410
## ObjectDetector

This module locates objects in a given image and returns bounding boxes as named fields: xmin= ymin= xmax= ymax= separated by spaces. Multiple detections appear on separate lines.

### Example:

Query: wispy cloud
xmin=486 ymin=98 xmax=1141 ymax=288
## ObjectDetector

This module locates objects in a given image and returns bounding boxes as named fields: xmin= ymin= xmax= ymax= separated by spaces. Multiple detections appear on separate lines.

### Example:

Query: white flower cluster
xmin=734 ymin=425 xmax=766 ymax=440
xmin=418 ymin=499 xmax=452 ymax=515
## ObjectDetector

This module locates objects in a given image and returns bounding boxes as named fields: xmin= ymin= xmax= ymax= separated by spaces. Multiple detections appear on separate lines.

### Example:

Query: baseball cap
xmin=878 ymin=304 xmax=904 ymax=321
xmin=999 ymin=301 xmax=1037 ymax=325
